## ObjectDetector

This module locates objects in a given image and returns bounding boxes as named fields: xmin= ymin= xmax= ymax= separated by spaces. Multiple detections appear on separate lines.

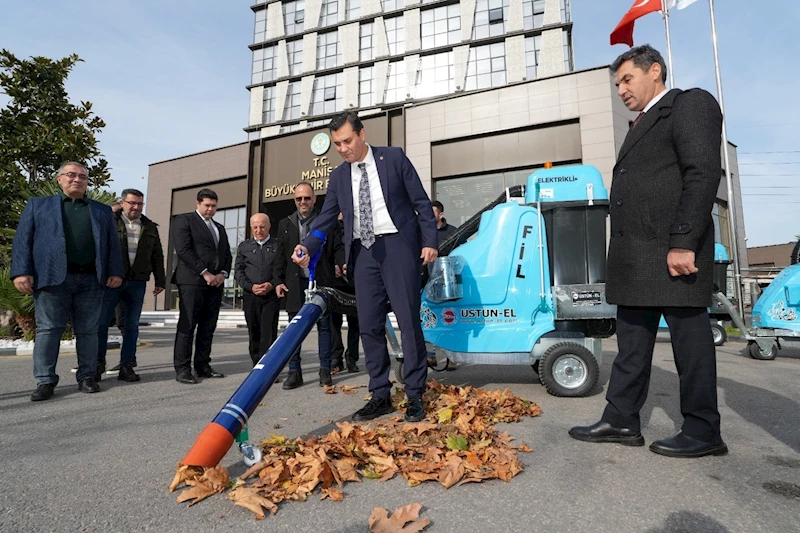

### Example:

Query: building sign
xmin=311 ymin=133 xmax=331 ymax=156
xmin=263 ymin=158 xmax=334 ymax=199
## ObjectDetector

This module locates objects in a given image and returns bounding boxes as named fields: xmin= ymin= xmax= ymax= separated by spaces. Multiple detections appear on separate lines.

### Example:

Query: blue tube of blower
xmin=181 ymin=230 xmax=328 ymax=467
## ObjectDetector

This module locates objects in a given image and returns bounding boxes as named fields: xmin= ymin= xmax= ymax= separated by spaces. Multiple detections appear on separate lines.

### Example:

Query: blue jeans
xmin=287 ymin=311 xmax=332 ymax=372
xmin=97 ymin=280 xmax=146 ymax=366
xmin=33 ymin=273 xmax=104 ymax=385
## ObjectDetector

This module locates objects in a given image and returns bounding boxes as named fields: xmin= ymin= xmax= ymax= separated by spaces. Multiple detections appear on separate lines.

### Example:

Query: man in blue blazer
xmin=11 ymin=162 xmax=124 ymax=401
xmin=293 ymin=112 xmax=438 ymax=423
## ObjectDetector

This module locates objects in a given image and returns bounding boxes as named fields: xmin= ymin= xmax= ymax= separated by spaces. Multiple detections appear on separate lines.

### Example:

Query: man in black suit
xmin=292 ymin=112 xmax=438 ymax=423
xmin=570 ymin=45 xmax=727 ymax=458
xmin=274 ymin=182 xmax=344 ymax=389
xmin=171 ymin=188 xmax=232 ymax=384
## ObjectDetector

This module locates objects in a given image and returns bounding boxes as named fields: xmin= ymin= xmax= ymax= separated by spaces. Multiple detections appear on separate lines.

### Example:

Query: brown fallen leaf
xmin=176 ymin=479 xmax=217 ymax=506
xmin=517 ymin=442 xmax=533 ymax=452
xmin=338 ymin=384 xmax=367 ymax=395
xmin=200 ymin=465 xmax=230 ymax=492
xmin=324 ymin=385 xmax=337 ymax=394
xmin=369 ymin=503 xmax=431 ymax=533
xmin=321 ymin=487 xmax=344 ymax=501
xmin=169 ymin=464 xmax=203 ymax=492
xmin=228 ymin=486 xmax=278 ymax=520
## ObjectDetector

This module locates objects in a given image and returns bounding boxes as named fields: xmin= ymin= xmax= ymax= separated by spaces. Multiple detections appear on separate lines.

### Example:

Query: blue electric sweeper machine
xmin=391 ymin=164 xmax=617 ymax=397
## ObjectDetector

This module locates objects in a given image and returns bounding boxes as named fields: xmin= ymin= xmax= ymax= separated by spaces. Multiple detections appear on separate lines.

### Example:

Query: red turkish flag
xmin=610 ymin=0 xmax=663 ymax=47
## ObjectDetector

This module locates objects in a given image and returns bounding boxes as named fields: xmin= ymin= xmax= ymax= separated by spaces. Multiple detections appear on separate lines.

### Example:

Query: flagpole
xmin=708 ymin=0 xmax=744 ymax=313
xmin=662 ymin=0 xmax=676 ymax=88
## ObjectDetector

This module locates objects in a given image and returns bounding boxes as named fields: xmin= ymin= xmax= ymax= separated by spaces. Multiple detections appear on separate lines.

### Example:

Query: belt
xmin=67 ymin=263 xmax=96 ymax=274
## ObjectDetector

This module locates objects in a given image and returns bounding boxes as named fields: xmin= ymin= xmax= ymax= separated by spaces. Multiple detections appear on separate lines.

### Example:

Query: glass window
xmin=381 ymin=0 xmax=403 ymax=11
xmin=415 ymin=51 xmax=455 ymax=98
xmin=420 ymin=5 xmax=461 ymax=50
xmin=319 ymin=0 xmax=339 ymax=27
xmin=563 ymin=30 xmax=573 ymax=72
xmin=284 ymin=81 xmax=303 ymax=120
xmin=254 ymin=8 xmax=267 ymax=44
xmin=360 ymin=23 xmax=374 ymax=62
xmin=561 ymin=0 xmax=571 ymax=23
xmin=252 ymin=45 xmax=278 ymax=85
xmin=359 ymin=66 xmax=373 ymax=107
xmin=263 ymin=86 xmax=277 ymax=124
xmin=465 ymin=42 xmax=506 ymax=90
xmin=310 ymin=73 xmax=344 ymax=116
xmin=384 ymin=61 xmax=406 ymax=103
xmin=434 ymin=167 xmax=542 ymax=225
xmin=317 ymin=31 xmax=340 ymax=70
xmin=287 ymin=39 xmax=304 ymax=76
xmin=385 ymin=16 xmax=405 ymax=56
xmin=284 ymin=0 xmax=305 ymax=36
xmin=525 ymin=35 xmax=541 ymax=80
xmin=523 ymin=0 xmax=546 ymax=30
xmin=346 ymin=0 xmax=360 ymax=20
xmin=473 ymin=0 xmax=511 ymax=39
xmin=214 ymin=206 xmax=247 ymax=310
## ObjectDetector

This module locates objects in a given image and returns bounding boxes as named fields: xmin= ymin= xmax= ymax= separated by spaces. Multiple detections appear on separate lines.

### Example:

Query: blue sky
xmin=1 ymin=1 xmax=798 ymax=248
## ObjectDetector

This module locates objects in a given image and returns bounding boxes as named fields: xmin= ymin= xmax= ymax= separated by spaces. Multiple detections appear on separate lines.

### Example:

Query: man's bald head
xmin=250 ymin=213 xmax=271 ymax=241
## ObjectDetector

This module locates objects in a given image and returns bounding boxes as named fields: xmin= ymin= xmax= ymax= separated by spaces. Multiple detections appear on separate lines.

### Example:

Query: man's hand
xmin=292 ymin=245 xmax=310 ymax=268
xmin=13 ymin=276 xmax=33 ymax=295
xmin=213 ymin=273 xmax=225 ymax=287
xmin=153 ymin=286 xmax=165 ymax=296
xmin=107 ymin=276 xmax=123 ymax=289
xmin=335 ymin=265 xmax=342 ymax=278
xmin=420 ymin=247 xmax=438 ymax=266
xmin=667 ymin=248 xmax=699 ymax=277
xmin=275 ymin=284 xmax=288 ymax=298
xmin=202 ymin=271 xmax=216 ymax=286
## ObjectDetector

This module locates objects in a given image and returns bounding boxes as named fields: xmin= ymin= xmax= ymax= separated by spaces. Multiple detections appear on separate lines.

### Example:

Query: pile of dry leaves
xmin=170 ymin=380 xmax=542 ymax=523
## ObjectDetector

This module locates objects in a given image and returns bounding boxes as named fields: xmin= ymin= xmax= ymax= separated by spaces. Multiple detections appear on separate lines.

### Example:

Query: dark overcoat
xmin=606 ymin=88 xmax=723 ymax=308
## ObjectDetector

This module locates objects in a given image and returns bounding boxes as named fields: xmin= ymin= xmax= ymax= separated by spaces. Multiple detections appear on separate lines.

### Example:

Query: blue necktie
xmin=358 ymin=162 xmax=375 ymax=249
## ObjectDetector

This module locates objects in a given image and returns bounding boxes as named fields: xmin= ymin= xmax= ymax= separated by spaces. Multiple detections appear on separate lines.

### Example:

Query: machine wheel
xmin=394 ymin=359 xmax=405 ymax=384
xmin=538 ymin=343 xmax=599 ymax=397
xmin=711 ymin=323 xmax=727 ymax=347
xmin=748 ymin=341 xmax=778 ymax=361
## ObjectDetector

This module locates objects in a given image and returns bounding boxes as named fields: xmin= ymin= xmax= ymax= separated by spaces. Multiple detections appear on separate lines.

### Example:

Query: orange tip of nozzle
xmin=180 ymin=422 xmax=235 ymax=468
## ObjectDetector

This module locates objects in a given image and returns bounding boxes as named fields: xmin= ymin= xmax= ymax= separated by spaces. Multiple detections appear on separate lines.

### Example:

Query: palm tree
xmin=0 ymin=268 xmax=35 ymax=340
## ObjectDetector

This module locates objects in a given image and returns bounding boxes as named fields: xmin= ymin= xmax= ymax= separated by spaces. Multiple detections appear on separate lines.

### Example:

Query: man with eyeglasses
xmin=95 ymin=188 xmax=165 ymax=382
xmin=11 ymin=162 xmax=124 ymax=401
xmin=274 ymin=182 xmax=344 ymax=389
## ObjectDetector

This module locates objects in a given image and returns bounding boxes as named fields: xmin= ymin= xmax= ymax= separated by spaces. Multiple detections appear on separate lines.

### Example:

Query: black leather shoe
xmin=196 ymin=366 xmax=224 ymax=378
xmin=95 ymin=362 xmax=106 ymax=382
xmin=331 ymin=358 xmax=344 ymax=373
xmin=31 ymin=383 xmax=56 ymax=401
xmin=78 ymin=378 xmax=100 ymax=393
xmin=404 ymin=396 xmax=426 ymax=422
xmin=176 ymin=373 xmax=197 ymax=384
xmin=353 ymin=397 xmax=395 ymax=421
xmin=346 ymin=357 xmax=359 ymax=373
xmin=282 ymin=371 xmax=303 ymax=390
xmin=319 ymin=369 xmax=333 ymax=387
xmin=118 ymin=365 xmax=141 ymax=382
xmin=568 ymin=421 xmax=645 ymax=446
xmin=649 ymin=432 xmax=728 ymax=458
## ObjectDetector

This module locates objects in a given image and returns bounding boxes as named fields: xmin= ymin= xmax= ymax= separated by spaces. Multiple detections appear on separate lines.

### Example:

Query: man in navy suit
xmin=293 ymin=112 xmax=438 ymax=422
xmin=170 ymin=189 xmax=232 ymax=384
xmin=11 ymin=162 xmax=124 ymax=401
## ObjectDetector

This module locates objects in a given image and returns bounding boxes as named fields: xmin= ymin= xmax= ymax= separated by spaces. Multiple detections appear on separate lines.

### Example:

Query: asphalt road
xmin=1 ymin=328 xmax=798 ymax=533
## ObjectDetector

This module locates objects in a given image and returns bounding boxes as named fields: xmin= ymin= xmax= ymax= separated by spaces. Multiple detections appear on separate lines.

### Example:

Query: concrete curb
xmin=0 ymin=340 xmax=121 ymax=357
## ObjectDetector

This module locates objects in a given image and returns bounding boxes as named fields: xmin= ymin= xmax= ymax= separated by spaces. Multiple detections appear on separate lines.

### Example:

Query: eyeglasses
xmin=294 ymin=196 xmax=312 ymax=202
xmin=59 ymin=172 xmax=89 ymax=180
xmin=123 ymin=200 xmax=144 ymax=207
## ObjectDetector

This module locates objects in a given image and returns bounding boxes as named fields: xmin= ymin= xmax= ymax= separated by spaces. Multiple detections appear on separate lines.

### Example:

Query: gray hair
xmin=610 ymin=44 xmax=667 ymax=83
xmin=58 ymin=161 xmax=88 ymax=175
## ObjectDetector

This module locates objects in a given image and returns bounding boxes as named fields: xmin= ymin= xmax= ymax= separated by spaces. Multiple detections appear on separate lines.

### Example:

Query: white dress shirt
xmin=351 ymin=144 xmax=398 ymax=240
xmin=643 ymin=88 xmax=670 ymax=114
xmin=195 ymin=210 xmax=227 ymax=276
